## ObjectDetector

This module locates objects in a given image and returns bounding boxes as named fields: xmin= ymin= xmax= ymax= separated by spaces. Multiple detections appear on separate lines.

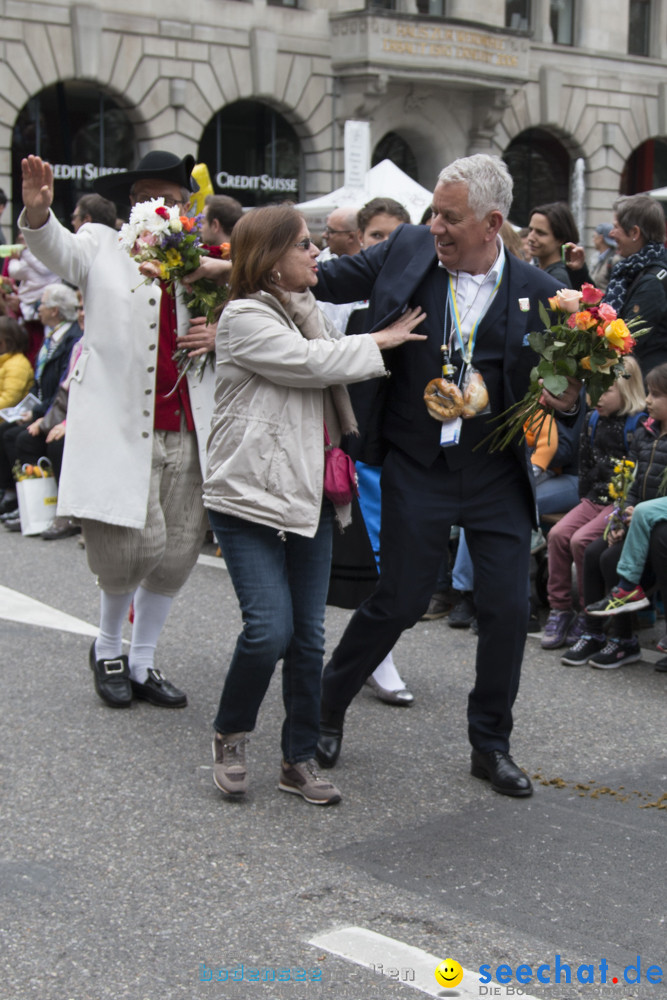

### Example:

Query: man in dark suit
xmin=313 ymin=154 xmax=581 ymax=797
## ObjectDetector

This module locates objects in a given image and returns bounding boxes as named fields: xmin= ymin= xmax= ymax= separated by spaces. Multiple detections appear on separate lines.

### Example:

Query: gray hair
xmin=437 ymin=154 xmax=513 ymax=221
xmin=41 ymin=283 xmax=79 ymax=322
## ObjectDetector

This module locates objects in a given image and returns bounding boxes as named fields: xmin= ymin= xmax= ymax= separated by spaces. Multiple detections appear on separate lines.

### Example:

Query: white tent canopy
xmin=296 ymin=159 xmax=433 ymax=227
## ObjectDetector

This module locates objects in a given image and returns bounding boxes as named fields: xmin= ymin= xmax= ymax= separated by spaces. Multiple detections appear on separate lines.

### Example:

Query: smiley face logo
xmin=434 ymin=958 xmax=464 ymax=988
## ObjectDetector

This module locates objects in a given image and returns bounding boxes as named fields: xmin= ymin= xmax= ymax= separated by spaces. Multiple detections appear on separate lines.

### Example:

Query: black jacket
xmin=628 ymin=418 xmax=667 ymax=505
xmin=619 ymin=263 xmax=667 ymax=376
xmin=578 ymin=410 xmax=644 ymax=502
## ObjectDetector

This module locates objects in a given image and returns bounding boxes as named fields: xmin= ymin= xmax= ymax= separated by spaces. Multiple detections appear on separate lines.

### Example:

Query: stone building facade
xmin=2 ymin=0 xmax=667 ymax=242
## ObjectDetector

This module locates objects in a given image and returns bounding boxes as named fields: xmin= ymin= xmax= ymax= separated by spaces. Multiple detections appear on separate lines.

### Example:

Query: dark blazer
xmin=315 ymin=224 xmax=561 ymax=485
xmin=33 ymin=320 xmax=82 ymax=419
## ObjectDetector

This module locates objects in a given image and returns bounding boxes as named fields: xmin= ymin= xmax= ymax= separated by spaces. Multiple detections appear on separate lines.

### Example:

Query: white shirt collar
xmin=438 ymin=235 xmax=505 ymax=284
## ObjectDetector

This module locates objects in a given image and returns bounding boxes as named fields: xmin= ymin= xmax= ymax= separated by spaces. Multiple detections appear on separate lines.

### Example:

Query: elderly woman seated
xmin=0 ymin=282 xmax=81 ymax=523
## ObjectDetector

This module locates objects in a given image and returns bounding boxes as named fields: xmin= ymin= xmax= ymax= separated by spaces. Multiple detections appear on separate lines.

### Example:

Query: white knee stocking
xmin=96 ymin=590 xmax=134 ymax=661
xmin=129 ymin=586 xmax=174 ymax=682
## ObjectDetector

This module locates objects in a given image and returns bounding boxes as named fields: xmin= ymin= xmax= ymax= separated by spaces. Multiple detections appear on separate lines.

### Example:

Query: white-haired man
xmin=314 ymin=154 xmax=581 ymax=797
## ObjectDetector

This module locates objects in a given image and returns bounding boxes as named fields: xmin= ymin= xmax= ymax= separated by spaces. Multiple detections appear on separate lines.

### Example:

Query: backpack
xmin=587 ymin=409 xmax=645 ymax=452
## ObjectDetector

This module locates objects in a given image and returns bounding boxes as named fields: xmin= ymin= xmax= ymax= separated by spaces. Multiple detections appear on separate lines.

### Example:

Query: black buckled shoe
xmin=315 ymin=707 xmax=345 ymax=769
xmin=470 ymin=749 xmax=533 ymax=797
xmin=89 ymin=642 xmax=132 ymax=708
xmin=130 ymin=668 xmax=187 ymax=708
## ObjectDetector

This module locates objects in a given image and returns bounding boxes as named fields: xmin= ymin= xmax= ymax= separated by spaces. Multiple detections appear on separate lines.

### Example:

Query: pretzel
xmin=424 ymin=379 xmax=464 ymax=421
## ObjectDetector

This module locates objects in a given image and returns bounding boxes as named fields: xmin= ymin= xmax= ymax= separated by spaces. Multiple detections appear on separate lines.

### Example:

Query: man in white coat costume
xmin=20 ymin=152 xmax=216 ymax=709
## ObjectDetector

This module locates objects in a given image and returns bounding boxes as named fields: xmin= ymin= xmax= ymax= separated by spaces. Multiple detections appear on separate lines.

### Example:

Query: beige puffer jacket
xmin=203 ymin=291 xmax=386 ymax=537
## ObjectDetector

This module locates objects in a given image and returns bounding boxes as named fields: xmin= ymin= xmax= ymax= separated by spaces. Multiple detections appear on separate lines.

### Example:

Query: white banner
xmin=343 ymin=120 xmax=371 ymax=191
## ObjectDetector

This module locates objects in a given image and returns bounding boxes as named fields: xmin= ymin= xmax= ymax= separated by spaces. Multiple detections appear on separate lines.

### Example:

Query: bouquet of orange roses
xmin=482 ymin=283 xmax=645 ymax=452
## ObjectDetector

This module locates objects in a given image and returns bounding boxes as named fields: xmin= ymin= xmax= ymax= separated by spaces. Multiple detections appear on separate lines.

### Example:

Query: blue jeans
xmin=537 ymin=473 xmax=579 ymax=518
xmin=209 ymin=504 xmax=334 ymax=763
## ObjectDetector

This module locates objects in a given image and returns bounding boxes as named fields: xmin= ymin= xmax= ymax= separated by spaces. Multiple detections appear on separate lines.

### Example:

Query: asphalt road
xmin=1 ymin=528 xmax=665 ymax=1000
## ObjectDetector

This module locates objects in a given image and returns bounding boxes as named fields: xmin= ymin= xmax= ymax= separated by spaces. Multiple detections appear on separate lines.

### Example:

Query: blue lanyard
xmin=445 ymin=260 xmax=505 ymax=366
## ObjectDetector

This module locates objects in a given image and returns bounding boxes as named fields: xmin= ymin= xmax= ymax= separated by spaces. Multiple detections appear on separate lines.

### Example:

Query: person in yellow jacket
xmin=0 ymin=317 xmax=33 ymax=419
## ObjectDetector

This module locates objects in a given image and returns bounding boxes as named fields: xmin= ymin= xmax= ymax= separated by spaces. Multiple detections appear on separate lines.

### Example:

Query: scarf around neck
xmin=604 ymin=241 xmax=667 ymax=312
xmin=279 ymin=289 xmax=359 ymax=438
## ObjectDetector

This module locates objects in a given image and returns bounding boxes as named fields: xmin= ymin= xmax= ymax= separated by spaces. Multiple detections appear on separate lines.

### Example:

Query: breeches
xmin=82 ymin=428 xmax=208 ymax=596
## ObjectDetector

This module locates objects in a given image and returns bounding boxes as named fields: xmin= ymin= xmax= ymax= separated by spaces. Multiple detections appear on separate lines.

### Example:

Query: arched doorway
xmin=12 ymin=82 xmax=136 ymax=229
xmin=372 ymin=132 xmax=419 ymax=182
xmin=621 ymin=138 xmax=667 ymax=195
xmin=198 ymin=101 xmax=302 ymax=207
xmin=503 ymin=128 xmax=572 ymax=225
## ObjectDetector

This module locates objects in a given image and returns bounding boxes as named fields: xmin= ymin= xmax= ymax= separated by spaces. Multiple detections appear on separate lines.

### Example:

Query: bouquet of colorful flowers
xmin=118 ymin=199 xmax=229 ymax=323
xmin=482 ymin=283 xmax=645 ymax=452
xmin=602 ymin=458 xmax=636 ymax=540
xmin=118 ymin=198 xmax=230 ymax=388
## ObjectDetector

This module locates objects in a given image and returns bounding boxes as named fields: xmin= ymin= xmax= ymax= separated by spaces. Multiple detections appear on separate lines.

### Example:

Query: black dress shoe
xmin=130 ymin=668 xmax=187 ymax=708
xmin=470 ymin=749 xmax=533 ymax=797
xmin=0 ymin=495 xmax=18 ymax=516
xmin=89 ymin=642 xmax=132 ymax=708
xmin=316 ymin=707 xmax=345 ymax=769
xmin=4 ymin=517 xmax=21 ymax=532
xmin=448 ymin=592 xmax=476 ymax=628
xmin=41 ymin=518 xmax=82 ymax=540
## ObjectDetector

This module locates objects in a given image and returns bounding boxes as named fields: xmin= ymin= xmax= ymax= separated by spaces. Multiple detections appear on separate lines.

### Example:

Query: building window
xmin=505 ymin=0 xmax=531 ymax=31
xmin=267 ymin=0 xmax=298 ymax=6
xmin=621 ymin=138 xmax=667 ymax=194
xmin=12 ymin=81 xmax=136 ymax=227
xmin=628 ymin=0 xmax=651 ymax=56
xmin=372 ymin=132 xmax=419 ymax=182
xmin=416 ymin=0 xmax=446 ymax=14
xmin=199 ymin=101 xmax=301 ymax=207
xmin=550 ymin=0 xmax=575 ymax=45
xmin=503 ymin=128 xmax=571 ymax=226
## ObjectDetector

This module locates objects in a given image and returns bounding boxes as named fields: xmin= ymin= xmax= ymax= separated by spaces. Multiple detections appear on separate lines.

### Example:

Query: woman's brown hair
xmin=229 ymin=205 xmax=304 ymax=301
xmin=0 ymin=316 xmax=28 ymax=354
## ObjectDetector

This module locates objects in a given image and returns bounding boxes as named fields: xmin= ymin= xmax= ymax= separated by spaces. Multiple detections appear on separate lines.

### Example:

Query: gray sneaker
xmin=212 ymin=732 xmax=248 ymax=796
xmin=279 ymin=759 xmax=342 ymax=805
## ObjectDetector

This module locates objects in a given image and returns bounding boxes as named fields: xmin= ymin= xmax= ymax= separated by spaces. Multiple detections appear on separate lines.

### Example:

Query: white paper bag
xmin=16 ymin=475 xmax=58 ymax=535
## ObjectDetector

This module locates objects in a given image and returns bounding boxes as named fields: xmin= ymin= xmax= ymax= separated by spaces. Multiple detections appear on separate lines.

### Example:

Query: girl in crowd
xmin=0 ymin=317 xmax=33 ymax=419
xmin=540 ymin=356 xmax=646 ymax=653
xmin=563 ymin=361 xmax=667 ymax=667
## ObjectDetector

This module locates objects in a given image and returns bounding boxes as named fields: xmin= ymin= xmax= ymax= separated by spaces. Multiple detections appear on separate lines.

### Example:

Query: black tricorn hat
xmin=92 ymin=150 xmax=196 ymax=202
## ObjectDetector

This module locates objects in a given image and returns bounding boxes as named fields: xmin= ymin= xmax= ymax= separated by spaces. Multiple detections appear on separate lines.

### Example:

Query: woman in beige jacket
xmin=204 ymin=204 xmax=426 ymax=806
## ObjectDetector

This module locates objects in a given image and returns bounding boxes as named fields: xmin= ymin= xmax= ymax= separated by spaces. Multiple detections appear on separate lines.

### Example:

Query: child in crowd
xmin=541 ymin=355 xmax=646 ymax=651
xmin=585 ymin=496 xmax=666 ymax=662
xmin=0 ymin=317 xmax=33 ymax=418
xmin=563 ymin=361 xmax=667 ymax=667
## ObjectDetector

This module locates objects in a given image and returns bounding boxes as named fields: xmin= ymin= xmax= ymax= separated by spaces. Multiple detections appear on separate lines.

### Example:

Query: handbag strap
xmin=323 ymin=422 xmax=332 ymax=450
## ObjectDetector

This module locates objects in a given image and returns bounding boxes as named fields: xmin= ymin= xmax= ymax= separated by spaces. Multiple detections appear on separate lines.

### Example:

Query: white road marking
xmin=308 ymin=926 xmax=544 ymax=999
xmin=0 ymin=584 xmax=98 ymax=637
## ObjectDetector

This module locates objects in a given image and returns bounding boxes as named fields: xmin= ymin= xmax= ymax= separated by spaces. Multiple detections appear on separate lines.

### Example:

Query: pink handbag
xmin=323 ymin=424 xmax=358 ymax=506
